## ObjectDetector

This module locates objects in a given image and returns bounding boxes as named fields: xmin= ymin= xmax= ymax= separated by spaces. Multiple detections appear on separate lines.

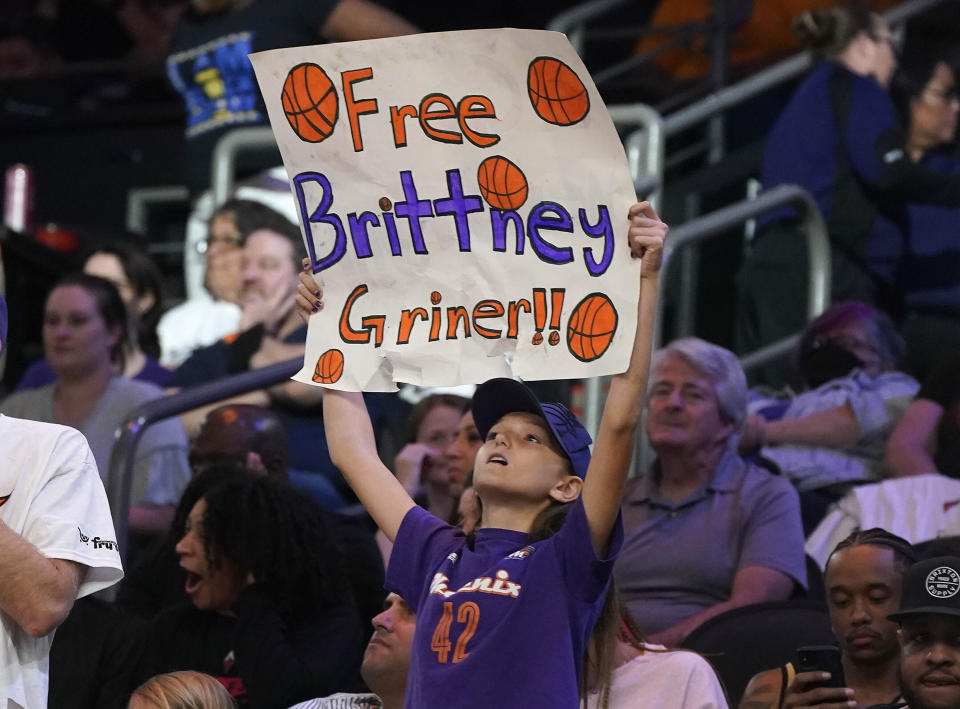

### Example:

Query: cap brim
xmin=472 ymin=378 xmax=545 ymax=440
xmin=889 ymin=607 xmax=960 ymax=621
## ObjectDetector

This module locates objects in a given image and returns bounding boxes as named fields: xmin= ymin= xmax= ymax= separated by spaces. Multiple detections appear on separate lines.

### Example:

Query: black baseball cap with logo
xmin=889 ymin=556 xmax=960 ymax=621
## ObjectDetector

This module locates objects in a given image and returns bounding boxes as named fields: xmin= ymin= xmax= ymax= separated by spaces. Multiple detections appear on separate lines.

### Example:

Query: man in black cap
xmin=871 ymin=556 xmax=960 ymax=709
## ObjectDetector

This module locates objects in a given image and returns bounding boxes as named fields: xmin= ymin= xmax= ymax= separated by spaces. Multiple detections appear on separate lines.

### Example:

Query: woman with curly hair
xmin=137 ymin=474 xmax=365 ymax=709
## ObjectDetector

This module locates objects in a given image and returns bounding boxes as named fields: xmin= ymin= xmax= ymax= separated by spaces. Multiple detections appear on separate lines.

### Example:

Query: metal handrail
xmin=631 ymin=184 xmax=829 ymax=473
xmin=547 ymin=0 xmax=632 ymax=53
xmin=106 ymin=357 xmax=301 ymax=567
xmin=653 ymin=184 xmax=830 ymax=359
xmin=610 ymin=104 xmax=665 ymax=209
xmin=126 ymin=185 xmax=191 ymax=234
xmin=210 ymin=126 xmax=278 ymax=208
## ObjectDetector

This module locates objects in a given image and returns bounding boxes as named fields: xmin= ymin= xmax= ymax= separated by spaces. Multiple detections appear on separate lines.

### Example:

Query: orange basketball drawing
xmin=548 ymin=331 xmax=560 ymax=346
xmin=312 ymin=348 xmax=345 ymax=384
xmin=566 ymin=293 xmax=618 ymax=362
xmin=532 ymin=332 xmax=543 ymax=345
xmin=477 ymin=156 xmax=528 ymax=211
xmin=527 ymin=57 xmax=590 ymax=126
xmin=430 ymin=291 xmax=442 ymax=305
xmin=282 ymin=63 xmax=339 ymax=143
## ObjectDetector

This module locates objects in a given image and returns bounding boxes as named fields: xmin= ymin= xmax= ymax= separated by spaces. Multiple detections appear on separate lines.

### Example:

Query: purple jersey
xmin=386 ymin=498 xmax=622 ymax=707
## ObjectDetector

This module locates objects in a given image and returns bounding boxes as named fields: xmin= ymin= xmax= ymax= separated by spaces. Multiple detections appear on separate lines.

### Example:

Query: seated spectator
xmin=396 ymin=393 xmax=472 ymax=521
xmin=137 ymin=474 xmax=366 ymax=708
xmin=188 ymin=403 xmax=289 ymax=480
xmin=893 ymin=51 xmax=960 ymax=379
xmin=583 ymin=587 xmax=728 ymax=708
xmin=885 ymin=352 xmax=960 ymax=479
xmin=0 ymin=273 xmax=191 ymax=537
xmin=740 ymin=528 xmax=913 ymax=709
xmin=377 ymin=394 xmax=473 ymax=563
xmin=158 ymin=200 xmax=291 ymax=368
xmin=740 ymin=302 xmax=918 ymax=526
xmin=290 ymin=592 xmax=415 ymax=709
xmin=615 ymin=337 xmax=806 ymax=646
xmin=130 ymin=671 xmax=236 ymax=709
xmin=169 ymin=213 xmax=368 ymax=508
xmin=17 ymin=241 xmax=171 ymax=390
xmin=869 ymin=555 xmax=960 ymax=709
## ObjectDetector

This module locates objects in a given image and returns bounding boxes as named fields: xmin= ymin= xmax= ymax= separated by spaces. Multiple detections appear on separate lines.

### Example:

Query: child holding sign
xmin=297 ymin=201 xmax=666 ymax=707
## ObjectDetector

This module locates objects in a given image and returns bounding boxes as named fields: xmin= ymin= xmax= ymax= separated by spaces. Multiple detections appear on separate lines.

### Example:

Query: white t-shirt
xmin=157 ymin=292 xmax=241 ymax=368
xmin=583 ymin=644 xmax=729 ymax=709
xmin=0 ymin=415 xmax=124 ymax=709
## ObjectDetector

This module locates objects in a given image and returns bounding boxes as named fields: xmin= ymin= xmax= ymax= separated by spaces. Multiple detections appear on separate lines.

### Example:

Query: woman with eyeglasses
xmin=737 ymin=5 xmax=960 ymax=381
xmin=738 ymin=302 xmax=919 ymax=532
xmin=890 ymin=52 xmax=960 ymax=379
xmin=157 ymin=199 xmax=296 ymax=368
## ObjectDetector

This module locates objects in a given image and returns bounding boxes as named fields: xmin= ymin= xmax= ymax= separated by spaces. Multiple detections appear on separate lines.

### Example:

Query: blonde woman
xmin=129 ymin=671 xmax=235 ymax=709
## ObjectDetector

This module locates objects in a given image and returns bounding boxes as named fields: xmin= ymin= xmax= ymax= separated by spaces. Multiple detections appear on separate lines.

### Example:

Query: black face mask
xmin=799 ymin=341 xmax=865 ymax=389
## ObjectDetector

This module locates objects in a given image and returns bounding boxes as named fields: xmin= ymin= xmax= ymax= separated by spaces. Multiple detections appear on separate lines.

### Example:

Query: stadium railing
xmin=558 ymin=0 xmax=950 ymax=169
xmin=106 ymin=357 xmax=301 ymax=574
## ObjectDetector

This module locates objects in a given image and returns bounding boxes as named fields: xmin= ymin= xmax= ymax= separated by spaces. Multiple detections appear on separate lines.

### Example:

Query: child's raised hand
xmin=296 ymin=258 xmax=324 ymax=323
xmin=627 ymin=201 xmax=667 ymax=279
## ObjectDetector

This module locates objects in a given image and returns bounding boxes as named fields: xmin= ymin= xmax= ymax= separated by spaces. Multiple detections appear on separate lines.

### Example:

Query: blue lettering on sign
xmin=295 ymin=172 xmax=347 ymax=273
xmin=433 ymin=169 xmax=484 ymax=252
xmin=527 ymin=202 xmax=574 ymax=265
xmin=295 ymin=167 xmax=618 ymax=277
xmin=580 ymin=206 xmax=615 ymax=277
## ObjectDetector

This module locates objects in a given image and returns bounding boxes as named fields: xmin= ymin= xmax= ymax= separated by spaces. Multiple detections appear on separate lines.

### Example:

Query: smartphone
xmin=796 ymin=645 xmax=846 ymax=688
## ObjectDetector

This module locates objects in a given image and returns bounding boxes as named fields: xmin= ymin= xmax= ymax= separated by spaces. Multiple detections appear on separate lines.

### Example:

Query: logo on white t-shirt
xmin=926 ymin=566 xmax=960 ymax=598
xmin=77 ymin=526 xmax=118 ymax=551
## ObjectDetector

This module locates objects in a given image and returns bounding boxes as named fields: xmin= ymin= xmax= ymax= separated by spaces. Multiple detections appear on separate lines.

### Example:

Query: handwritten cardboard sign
xmin=250 ymin=29 xmax=639 ymax=391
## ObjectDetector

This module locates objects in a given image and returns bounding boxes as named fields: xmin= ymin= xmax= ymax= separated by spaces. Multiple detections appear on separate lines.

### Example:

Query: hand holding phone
xmin=796 ymin=646 xmax=846 ymax=688
xmin=782 ymin=646 xmax=855 ymax=708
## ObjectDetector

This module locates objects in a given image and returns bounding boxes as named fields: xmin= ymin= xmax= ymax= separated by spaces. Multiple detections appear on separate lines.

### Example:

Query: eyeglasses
xmin=195 ymin=234 xmax=243 ymax=255
xmin=870 ymin=32 xmax=899 ymax=56
xmin=924 ymin=85 xmax=960 ymax=104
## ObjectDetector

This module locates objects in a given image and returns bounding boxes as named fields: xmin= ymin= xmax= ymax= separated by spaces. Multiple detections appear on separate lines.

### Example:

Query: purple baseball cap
xmin=471 ymin=378 xmax=592 ymax=478
xmin=0 ymin=292 xmax=6 ymax=356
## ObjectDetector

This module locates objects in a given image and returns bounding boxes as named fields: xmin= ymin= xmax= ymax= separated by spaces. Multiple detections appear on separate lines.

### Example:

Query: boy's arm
xmin=581 ymin=201 xmax=666 ymax=556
